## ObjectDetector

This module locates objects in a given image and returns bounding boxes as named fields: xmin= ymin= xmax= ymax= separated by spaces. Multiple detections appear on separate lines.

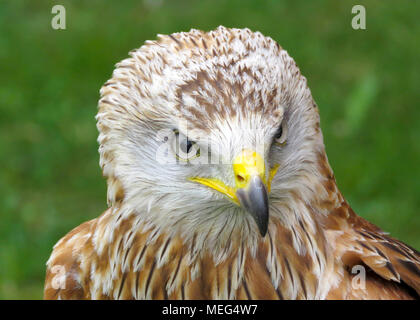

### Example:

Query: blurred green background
xmin=0 ymin=0 xmax=419 ymax=299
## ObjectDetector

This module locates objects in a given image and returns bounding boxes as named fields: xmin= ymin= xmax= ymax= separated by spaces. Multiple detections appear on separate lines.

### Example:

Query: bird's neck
xmin=100 ymin=189 xmax=342 ymax=299
xmin=101 ymin=164 xmax=344 ymax=299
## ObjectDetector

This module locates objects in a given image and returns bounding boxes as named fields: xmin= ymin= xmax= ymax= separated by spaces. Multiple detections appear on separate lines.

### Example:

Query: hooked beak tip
xmin=236 ymin=176 xmax=269 ymax=237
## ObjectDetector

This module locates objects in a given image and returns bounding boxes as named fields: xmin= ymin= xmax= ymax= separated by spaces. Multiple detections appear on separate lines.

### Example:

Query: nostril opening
xmin=236 ymin=174 xmax=245 ymax=183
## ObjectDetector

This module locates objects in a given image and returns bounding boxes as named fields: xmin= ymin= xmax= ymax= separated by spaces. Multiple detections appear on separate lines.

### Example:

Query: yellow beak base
xmin=189 ymin=149 xmax=279 ymax=203
xmin=233 ymin=149 xmax=266 ymax=189
xmin=189 ymin=149 xmax=279 ymax=236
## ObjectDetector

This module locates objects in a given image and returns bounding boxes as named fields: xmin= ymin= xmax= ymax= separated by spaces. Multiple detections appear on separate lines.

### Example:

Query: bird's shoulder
xmin=43 ymin=210 xmax=105 ymax=299
xmin=324 ymin=203 xmax=420 ymax=299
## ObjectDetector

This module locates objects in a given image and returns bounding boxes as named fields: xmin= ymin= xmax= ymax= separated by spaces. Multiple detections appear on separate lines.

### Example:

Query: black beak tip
xmin=258 ymin=223 xmax=268 ymax=237
xmin=255 ymin=205 xmax=268 ymax=237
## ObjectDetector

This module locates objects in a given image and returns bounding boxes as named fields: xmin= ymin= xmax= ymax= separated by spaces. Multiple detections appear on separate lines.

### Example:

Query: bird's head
xmin=97 ymin=27 xmax=332 ymax=254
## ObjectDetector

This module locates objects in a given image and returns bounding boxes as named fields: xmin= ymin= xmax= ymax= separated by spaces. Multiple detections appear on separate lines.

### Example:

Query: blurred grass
xmin=0 ymin=0 xmax=419 ymax=299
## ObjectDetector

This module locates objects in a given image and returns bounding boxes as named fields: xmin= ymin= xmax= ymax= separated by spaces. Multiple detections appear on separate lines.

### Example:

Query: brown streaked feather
xmin=45 ymin=204 xmax=420 ymax=300
xmin=325 ymin=203 xmax=420 ymax=299
xmin=45 ymin=206 xmax=325 ymax=300
xmin=45 ymin=199 xmax=419 ymax=300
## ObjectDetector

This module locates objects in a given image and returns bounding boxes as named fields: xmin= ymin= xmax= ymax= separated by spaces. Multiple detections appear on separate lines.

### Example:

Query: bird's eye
xmin=275 ymin=126 xmax=283 ymax=140
xmin=171 ymin=129 xmax=201 ymax=161
xmin=274 ymin=122 xmax=287 ymax=145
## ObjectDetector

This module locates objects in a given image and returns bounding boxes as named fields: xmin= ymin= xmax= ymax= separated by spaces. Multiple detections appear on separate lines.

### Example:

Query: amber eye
xmin=171 ymin=130 xmax=201 ymax=161
xmin=274 ymin=123 xmax=287 ymax=145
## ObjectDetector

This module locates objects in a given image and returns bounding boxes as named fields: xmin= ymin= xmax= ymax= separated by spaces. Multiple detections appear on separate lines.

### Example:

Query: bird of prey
xmin=44 ymin=26 xmax=419 ymax=300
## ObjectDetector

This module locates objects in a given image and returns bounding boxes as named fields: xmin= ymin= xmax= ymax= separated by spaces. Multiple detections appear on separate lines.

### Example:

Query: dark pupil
xmin=180 ymin=138 xmax=194 ymax=154
xmin=185 ymin=140 xmax=193 ymax=153
xmin=275 ymin=126 xmax=283 ymax=139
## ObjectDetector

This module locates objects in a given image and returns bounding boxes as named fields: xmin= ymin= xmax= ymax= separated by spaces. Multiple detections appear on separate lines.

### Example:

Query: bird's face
xmin=131 ymin=84 xmax=311 ymax=240
xmin=158 ymin=114 xmax=286 ymax=237
xmin=98 ymin=27 xmax=322 ymax=245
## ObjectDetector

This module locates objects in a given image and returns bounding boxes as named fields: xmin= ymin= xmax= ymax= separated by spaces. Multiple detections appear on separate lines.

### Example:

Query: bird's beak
xmin=233 ymin=150 xmax=269 ymax=236
xmin=190 ymin=149 xmax=279 ymax=237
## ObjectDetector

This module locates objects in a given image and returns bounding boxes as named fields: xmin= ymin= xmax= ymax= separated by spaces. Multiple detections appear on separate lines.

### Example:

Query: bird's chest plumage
xmin=85 ymin=213 xmax=332 ymax=300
